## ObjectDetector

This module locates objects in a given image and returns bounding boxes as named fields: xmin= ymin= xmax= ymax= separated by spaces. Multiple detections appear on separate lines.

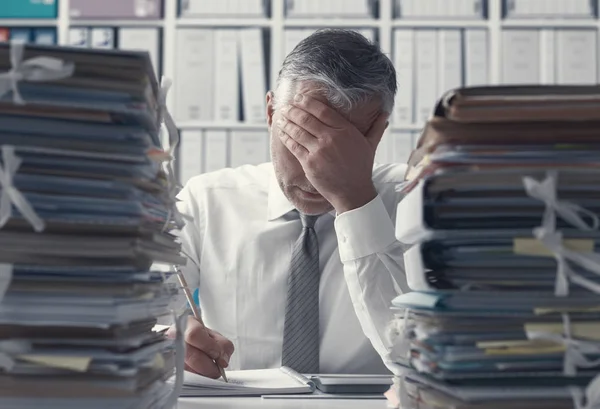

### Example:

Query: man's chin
xmin=291 ymin=194 xmax=333 ymax=216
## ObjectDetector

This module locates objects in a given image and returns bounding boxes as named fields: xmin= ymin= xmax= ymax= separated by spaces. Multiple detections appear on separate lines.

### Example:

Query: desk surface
xmin=178 ymin=397 xmax=389 ymax=409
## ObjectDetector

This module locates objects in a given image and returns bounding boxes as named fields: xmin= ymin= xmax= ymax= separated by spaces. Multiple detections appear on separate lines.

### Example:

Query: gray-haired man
xmin=169 ymin=29 xmax=409 ymax=377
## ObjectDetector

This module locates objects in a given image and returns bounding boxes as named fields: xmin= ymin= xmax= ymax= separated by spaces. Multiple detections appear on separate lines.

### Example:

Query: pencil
xmin=175 ymin=266 xmax=228 ymax=383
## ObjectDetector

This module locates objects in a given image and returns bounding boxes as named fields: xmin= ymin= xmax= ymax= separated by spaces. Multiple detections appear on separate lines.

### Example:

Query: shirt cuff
xmin=334 ymin=195 xmax=397 ymax=262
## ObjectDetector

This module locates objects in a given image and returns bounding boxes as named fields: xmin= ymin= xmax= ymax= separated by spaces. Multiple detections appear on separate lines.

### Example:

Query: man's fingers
xmin=208 ymin=328 xmax=235 ymax=368
xmin=184 ymin=317 xmax=221 ymax=361
xmin=365 ymin=113 xmax=389 ymax=148
xmin=185 ymin=344 xmax=221 ymax=379
xmin=281 ymin=103 xmax=329 ymax=138
xmin=165 ymin=324 xmax=176 ymax=339
xmin=275 ymin=120 xmax=309 ymax=160
xmin=276 ymin=117 xmax=317 ymax=151
xmin=290 ymin=93 xmax=345 ymax=128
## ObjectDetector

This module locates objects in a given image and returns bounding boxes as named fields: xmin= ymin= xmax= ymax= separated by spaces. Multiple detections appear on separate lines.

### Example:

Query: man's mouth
xmin=298 ymin=187 xmax=322 ymax=198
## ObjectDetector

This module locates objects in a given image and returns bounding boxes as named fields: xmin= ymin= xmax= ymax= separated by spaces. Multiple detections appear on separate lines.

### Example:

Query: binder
xmin=412 ymin=131 xmax=420 ymax=148
xmin=506 ymin=0 xmax=593 ymax=17
xmin=415 ymin=0 xmax=430 ymax=16
xmin=392 ymin=132 xmax=414 ymax=164
xmin=501 ymin=29 xmax=540 ymax=85
xmin=375 ymin=133 xmax=391 ymax=164
xmin=239 ymin=0 xmax=265 ymax=16
xmin=0 ymin=0 xmax=57 ymax=18
xmin=415 ymin=30 xmax=437 ymax=124
xmin=214 ymin=29 xmax=240 ymax=122
xmin=10 ymin=28 xmax=31 ymax=43
xmin=179 ymin=130 xmax=204 ymax=186
xmin=437 ymin=30 xmax=462 ymax=96
xmin=356 ymin=29 xmax=375 ymax=43
xmin=284 ymin=29 xmax=307 ymax=57
xmin=398 ymin=0 xmax=483 ymax=18
xmin=174 ymin=29 xmax=214 ymax=122
xmin=286 ymin=0 xmax=370 ymax=17
xmin=556 ymin=29 xmax=597 ymax=85
xmin=399 ymin=0 xmax=416 ymax=17
xmin=69 ymin=0 xmax=163 ymax=19
xmin=118 ymin=28 xmax=161 ymax=77
xmin=33 ymin=28 xmax=57 ymax=45
xmin=204 ymin=130 xmax=228 ymax=172
xmin=68 ymin=28 xmax=90 ymax=48
xmin=90 ymin=28 xmax=115 ymax=50
xmin=393 ymin=30 xmax=415 ymax=124
xmin=240 ymin=28 xmax=267 ymax=123
xmin=464 ymin=29 xmax=489 ymax=86
xmin=230 ymin=131 xmax=268 ymax=167
xmin=181 ymin=0 xmax=265 ymax=16
xmin=540 ymin=29 xmax=555 ymax=84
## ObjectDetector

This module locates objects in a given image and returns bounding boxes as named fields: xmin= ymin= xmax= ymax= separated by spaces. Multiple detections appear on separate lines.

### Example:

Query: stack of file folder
xmin=388 ymin=85 xmax=600 ymax=409
xmin=0 ymin=41 xmax=185 ymax=408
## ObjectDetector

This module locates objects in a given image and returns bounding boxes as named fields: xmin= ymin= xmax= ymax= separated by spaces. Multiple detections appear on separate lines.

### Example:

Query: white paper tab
xmin=0 ymin=264 xmax=13 ymax=303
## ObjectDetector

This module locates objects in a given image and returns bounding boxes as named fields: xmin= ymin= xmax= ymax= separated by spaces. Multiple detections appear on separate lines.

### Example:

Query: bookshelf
xmin=2 ymin=0 xmax=599 ymax=171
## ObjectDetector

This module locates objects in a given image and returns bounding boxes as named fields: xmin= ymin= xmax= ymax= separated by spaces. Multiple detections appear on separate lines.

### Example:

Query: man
xmin=169 ymin=29 xmax=409 ymax=378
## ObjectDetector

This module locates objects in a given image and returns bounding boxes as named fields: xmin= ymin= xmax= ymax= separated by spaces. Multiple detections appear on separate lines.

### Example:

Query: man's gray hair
xmin=274 ymin=29 xmax=397 ymax=114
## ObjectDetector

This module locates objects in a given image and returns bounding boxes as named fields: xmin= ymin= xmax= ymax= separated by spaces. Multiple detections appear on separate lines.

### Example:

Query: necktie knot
xmin=299 ymin=213 xmax=319 ymax=229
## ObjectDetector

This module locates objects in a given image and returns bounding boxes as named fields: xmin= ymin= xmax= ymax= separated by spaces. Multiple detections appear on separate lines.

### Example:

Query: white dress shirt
xmin=175 ymin=162 xmax=409 ymax=374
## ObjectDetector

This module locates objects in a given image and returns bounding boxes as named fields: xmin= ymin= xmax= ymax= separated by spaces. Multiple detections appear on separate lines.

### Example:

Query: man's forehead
xmin=294 ymin=82 xmax=381 ymax=133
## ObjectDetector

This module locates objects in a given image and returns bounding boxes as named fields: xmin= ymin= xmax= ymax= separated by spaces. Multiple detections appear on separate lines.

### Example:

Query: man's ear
xmin=366 ymin=112 xmax=390 ymax=150
xmin=266 ymin=91 xmax=275 ymax=129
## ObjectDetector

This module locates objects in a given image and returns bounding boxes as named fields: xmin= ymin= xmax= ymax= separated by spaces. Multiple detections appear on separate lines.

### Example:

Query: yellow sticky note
xmin=485 ymin=344 xmax=565 ymax=355
xmin=478 ymin=339 xmax=564 ymax=355
xmin=153 ymin=353 xmax=165 ymax=369
xmin=477 ymin=339 xmax=544 ymax=349
xmin=525 ymin=322 xmax=600 ymax=341
xmin=18 ymin=355 xmax=91 ymax=372
xmin=514 ymin=238 xmax=594 ymax=257
xmin=535 ymin=306 xmax=600 ymax=315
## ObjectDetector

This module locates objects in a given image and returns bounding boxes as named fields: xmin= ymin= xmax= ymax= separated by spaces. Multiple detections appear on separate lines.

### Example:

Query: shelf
xmin=0 ymin=19 xmax=58 ymax=26
xmin=176 ymin=18 xmax=272 ymax=27
xmin=178 ymin=122 xmax=269 ymax=130
xmin=70 ymin=19 xmax=165 ymax=27
xmin=392 ymin=19 xmax=490 ymax=28
xmin=284 ymin=18 xmax=379 ymax=27
xmin=501 ymin=19 xmax=599 ymax=28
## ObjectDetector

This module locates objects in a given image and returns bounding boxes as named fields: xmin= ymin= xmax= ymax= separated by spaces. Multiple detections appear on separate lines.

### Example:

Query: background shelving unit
xmin=2 ymin=0 xmax=598 ymax=180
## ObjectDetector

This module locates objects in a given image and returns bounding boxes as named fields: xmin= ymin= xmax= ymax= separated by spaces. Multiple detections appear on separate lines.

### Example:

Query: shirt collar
xmin=267 ymin=167 xmax=336 ymax=221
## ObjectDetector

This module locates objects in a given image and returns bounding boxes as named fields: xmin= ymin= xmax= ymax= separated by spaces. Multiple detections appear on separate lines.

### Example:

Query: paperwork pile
xmin=389 ymin=85 xmax=600 ymax=409
xmin=0 ymin=41 xmax=185 ymax=408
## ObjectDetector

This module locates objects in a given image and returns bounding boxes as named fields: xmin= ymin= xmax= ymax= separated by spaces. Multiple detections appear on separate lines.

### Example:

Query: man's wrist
xmin=333 ymin=184 xmax=378 ymax=214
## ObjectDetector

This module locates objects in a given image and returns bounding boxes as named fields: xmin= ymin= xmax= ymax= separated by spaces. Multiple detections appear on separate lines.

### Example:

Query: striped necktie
xmin=281 ymin=212 xmax=321 ymax=373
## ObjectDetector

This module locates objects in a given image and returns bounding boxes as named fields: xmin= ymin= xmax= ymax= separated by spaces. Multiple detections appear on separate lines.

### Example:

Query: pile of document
xmin=0 ymin=41 xmax=185 ymax=408
xmin=388 ymin=85 xmax=600 ymax=409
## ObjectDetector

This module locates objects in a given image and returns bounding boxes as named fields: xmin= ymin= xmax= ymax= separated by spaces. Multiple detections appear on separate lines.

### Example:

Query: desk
xmin=178 ymin=397 xmax=389 ymax=409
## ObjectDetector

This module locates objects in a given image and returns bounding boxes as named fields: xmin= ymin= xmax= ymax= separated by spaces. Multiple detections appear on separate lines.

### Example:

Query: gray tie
xmin=282 ymin=213 xmax=320 ymax=374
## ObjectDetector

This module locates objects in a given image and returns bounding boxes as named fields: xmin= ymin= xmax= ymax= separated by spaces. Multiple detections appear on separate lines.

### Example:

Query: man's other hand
xmin=167 ymin=316 xmax=234 ymax=378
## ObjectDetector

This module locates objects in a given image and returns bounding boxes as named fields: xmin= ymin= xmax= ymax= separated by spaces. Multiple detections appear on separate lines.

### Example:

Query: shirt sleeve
xmin=334 ymin=193 xmax=409 ymax=367
xmin=167 ymin=180 xmax=204 ymax=316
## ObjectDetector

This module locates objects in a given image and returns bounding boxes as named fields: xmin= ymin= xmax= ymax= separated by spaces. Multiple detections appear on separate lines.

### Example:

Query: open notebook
xmin=180 ymin=367 xmax=315 ymax=397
